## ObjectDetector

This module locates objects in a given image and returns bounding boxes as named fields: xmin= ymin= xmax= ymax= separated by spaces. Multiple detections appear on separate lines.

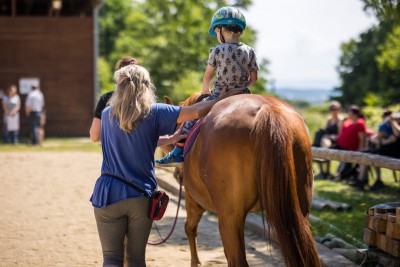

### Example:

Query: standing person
xmin=2 ymin=85 xmax=21 ymax=144
xmin=90 ymin=64 xmax=235 ymax=267
xmin=25 ymin=85 xmax=45 ymax=145
xmin=89 ymin=56 xmax=139 ymax=142
xmin=156 ymin=6 xmax=259 ymax=166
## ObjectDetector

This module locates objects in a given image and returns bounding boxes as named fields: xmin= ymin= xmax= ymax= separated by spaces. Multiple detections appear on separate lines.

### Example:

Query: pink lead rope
xmin=147 ymin=175 xmax=183 ymax=245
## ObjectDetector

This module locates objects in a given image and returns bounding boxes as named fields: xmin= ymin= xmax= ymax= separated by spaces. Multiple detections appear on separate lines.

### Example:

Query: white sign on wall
xmin=19 ymin=78 xmax=40 ymax=95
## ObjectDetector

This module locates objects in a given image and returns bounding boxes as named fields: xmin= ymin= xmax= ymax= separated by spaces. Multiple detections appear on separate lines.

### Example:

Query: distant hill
xmin=274 ymin=88 xmax=335 ymax=105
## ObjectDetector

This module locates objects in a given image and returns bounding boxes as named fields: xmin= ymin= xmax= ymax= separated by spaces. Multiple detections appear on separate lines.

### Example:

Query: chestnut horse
xmin=177 ymin=93 xmax=321 ymax=267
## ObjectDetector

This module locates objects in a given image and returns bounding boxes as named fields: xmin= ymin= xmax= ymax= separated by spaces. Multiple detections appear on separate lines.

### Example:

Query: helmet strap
xmin=217 ymin=26 xmax=225 ymax=43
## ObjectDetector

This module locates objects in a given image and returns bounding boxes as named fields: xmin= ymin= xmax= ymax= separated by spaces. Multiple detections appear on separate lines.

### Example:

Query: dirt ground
xmin=0 ymin=151 xmax=284 ymax=266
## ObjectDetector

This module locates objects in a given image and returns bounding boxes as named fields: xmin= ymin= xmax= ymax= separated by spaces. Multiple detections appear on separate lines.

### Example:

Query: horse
xmin=174 ymin=93 xmax=321 ymax=267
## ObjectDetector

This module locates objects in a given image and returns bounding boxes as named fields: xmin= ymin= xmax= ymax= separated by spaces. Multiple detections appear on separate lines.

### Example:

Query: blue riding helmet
xmin=209 ymin=6 xmax=246 ymax=37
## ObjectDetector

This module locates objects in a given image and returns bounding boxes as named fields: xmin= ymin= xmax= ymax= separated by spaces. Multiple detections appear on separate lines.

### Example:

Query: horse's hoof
xmin=190 ymin=261 xmax=201 ymax=267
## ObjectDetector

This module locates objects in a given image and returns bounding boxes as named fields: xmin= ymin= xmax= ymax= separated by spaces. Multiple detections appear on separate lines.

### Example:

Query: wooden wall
xmin=0 ymin=17 xmax=94 ymax=137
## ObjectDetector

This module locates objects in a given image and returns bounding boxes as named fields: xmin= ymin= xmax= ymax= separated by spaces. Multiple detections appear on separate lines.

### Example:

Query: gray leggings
xmin=94 ymin=197 xmax=153 ymax=267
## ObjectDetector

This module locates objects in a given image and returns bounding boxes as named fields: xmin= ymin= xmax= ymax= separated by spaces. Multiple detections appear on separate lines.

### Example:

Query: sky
xmin=245 ymin=0 xmax=377 ymax=90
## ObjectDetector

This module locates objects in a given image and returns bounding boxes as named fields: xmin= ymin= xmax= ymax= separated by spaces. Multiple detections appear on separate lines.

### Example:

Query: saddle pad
xmin=183 ymin=118 xmax=204 ymax=157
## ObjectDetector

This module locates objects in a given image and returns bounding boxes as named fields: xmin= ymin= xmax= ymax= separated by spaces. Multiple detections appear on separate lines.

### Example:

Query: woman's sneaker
xmin=155 ymin=151 xmax=184 ymax=167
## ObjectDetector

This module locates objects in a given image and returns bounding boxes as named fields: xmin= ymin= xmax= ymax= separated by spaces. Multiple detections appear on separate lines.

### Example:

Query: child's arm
xmin=245 ymin=70 xmax=258 ymax=88
xmin=202 ymin=65 xmax=215 ymax=95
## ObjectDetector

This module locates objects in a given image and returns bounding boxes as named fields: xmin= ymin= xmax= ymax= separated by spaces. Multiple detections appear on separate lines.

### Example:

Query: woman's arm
xmin=177 ymin=86 xmax=234 ymax=123
xmin=89 ymin=118 xmax=101 ymax=142
xmin=381 ymin=134 xmax=397 ymax=146
xmin=1 ymin=101 xmax=8 ymax=115
xmin=10 ymin=102 xmax=21 ymax=116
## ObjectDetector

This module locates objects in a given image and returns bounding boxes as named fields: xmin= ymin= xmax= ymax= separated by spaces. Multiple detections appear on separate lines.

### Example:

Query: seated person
xmin=312 ymin=101 xmax=342 ymax=179
xmin=351 ymin=110 xmax=400 ymax=190
xmin=312 ymin=101 xmax=342 ymax=148
xmin=332 ymin=105 xmax=367 ymax=181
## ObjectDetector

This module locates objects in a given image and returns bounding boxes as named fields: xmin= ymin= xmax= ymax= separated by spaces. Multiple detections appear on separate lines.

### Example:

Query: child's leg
xmin=156 ymin=93 xmax=218 ymax=167
xmin=155 ymin=120 xmax=195 ymax=167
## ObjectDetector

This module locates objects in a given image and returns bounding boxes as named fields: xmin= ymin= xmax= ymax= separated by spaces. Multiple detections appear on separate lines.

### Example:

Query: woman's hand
xmin=219 ymin=86 xmax=240 ymax=100
xmin=169 ymin=123 xmax=187 ymax=144
xmin=157 ymin=124 xmax=187 ymax=147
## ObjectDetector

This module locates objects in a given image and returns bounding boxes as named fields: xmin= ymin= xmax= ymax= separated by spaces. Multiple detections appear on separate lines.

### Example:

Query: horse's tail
xmin=251 ymin=105 xmax=321 ymax=267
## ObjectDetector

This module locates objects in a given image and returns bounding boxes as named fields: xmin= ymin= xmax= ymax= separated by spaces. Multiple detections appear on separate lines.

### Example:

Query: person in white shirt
xmin=25 ymin=85 xmax=45 ymax=145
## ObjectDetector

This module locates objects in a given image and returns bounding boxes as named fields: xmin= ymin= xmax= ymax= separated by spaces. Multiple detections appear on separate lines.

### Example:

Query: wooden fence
xmin=311 ymin=147 xmax=400 ymax=171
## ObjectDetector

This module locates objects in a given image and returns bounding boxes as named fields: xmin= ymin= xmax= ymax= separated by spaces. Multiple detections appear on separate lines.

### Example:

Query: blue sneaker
xmin=155 ymin=148 xmax=184 ymax=167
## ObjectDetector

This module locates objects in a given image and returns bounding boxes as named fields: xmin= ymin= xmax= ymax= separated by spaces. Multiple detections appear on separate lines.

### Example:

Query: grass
xmin=310 ymin=161 xmax=400 ymax=248
xmin=0 ymin=137 xmax=101 ymax=152
xmin=300 ymin=105 xmax=400 ymax=249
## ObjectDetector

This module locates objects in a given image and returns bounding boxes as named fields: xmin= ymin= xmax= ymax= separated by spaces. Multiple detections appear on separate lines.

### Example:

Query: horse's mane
xmin=179 ymin=92 xmax=201 ymax=107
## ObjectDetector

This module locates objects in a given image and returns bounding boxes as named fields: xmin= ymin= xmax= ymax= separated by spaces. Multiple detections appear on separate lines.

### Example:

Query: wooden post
xmin=311 ymin=147 xmax=400 ymax=171
xmin=11 ymin=0 xmax=16 ymax=17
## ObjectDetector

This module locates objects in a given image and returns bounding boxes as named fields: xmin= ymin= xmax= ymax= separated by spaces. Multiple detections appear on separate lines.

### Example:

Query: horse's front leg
xmin=184 ymin=192 xmax=205 ymax=267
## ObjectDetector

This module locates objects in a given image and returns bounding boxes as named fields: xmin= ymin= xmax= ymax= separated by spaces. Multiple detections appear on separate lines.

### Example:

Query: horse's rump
xmin=184 ymin=94 xmax=305 ymax=212
xmin=183 ymin=94 xmax=320 ymax=267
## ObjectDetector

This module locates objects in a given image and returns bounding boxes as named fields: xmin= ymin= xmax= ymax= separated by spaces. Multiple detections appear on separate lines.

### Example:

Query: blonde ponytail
xmin=109 ymin=64 xmax=157 ymax=132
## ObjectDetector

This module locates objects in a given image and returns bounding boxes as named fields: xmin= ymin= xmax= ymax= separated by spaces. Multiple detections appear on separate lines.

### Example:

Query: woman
xmin=312 ymin=101 xmax=342 ymax=179
xmin=90 ymin=64 xmax=234 ymax=267
xmin=2 ymin=85 xmax=21 ymax=144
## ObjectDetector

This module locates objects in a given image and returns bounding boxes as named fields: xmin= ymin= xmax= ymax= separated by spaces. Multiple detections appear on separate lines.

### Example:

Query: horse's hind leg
xmin=184 ymin=193 xmax=205 ymax=267
xmin=218 ymin=213 xmax=248 ymax=267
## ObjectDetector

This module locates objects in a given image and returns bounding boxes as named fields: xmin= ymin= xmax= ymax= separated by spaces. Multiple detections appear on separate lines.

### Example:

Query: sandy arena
xmin=0 ymin=151 xmax=285 ymax=266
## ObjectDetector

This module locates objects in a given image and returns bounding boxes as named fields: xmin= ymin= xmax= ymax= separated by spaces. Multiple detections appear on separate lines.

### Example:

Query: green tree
xmin=335 ymin=0 xmax=400 ymax=106
xmin=335 ymin=25 xmax=386 ymax=106
xmin=362 ymin=0 xmax=400 ymax=23
xmin=376 ymin=25 xmax=400 ymax=101
xmin=98 ymin=0 xmax=270 ymax=99
xmin=98 ymin=0 xmax=134 ymax=58
xmin=98 ymin=57 xmax=114 ymax=95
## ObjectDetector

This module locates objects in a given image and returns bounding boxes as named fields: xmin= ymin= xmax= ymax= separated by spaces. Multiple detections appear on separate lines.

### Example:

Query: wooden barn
xmin=0 ymin=0 xmax=102 ymax=137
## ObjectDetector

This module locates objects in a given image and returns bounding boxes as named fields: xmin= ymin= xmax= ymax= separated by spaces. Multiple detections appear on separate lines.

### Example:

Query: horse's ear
xmin=164 ymin=95 xmax=173 ymax=105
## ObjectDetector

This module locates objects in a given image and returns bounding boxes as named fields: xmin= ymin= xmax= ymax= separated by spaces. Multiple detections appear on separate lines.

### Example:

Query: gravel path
xmin=0 ymin=151 xmax=284 ymax=266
